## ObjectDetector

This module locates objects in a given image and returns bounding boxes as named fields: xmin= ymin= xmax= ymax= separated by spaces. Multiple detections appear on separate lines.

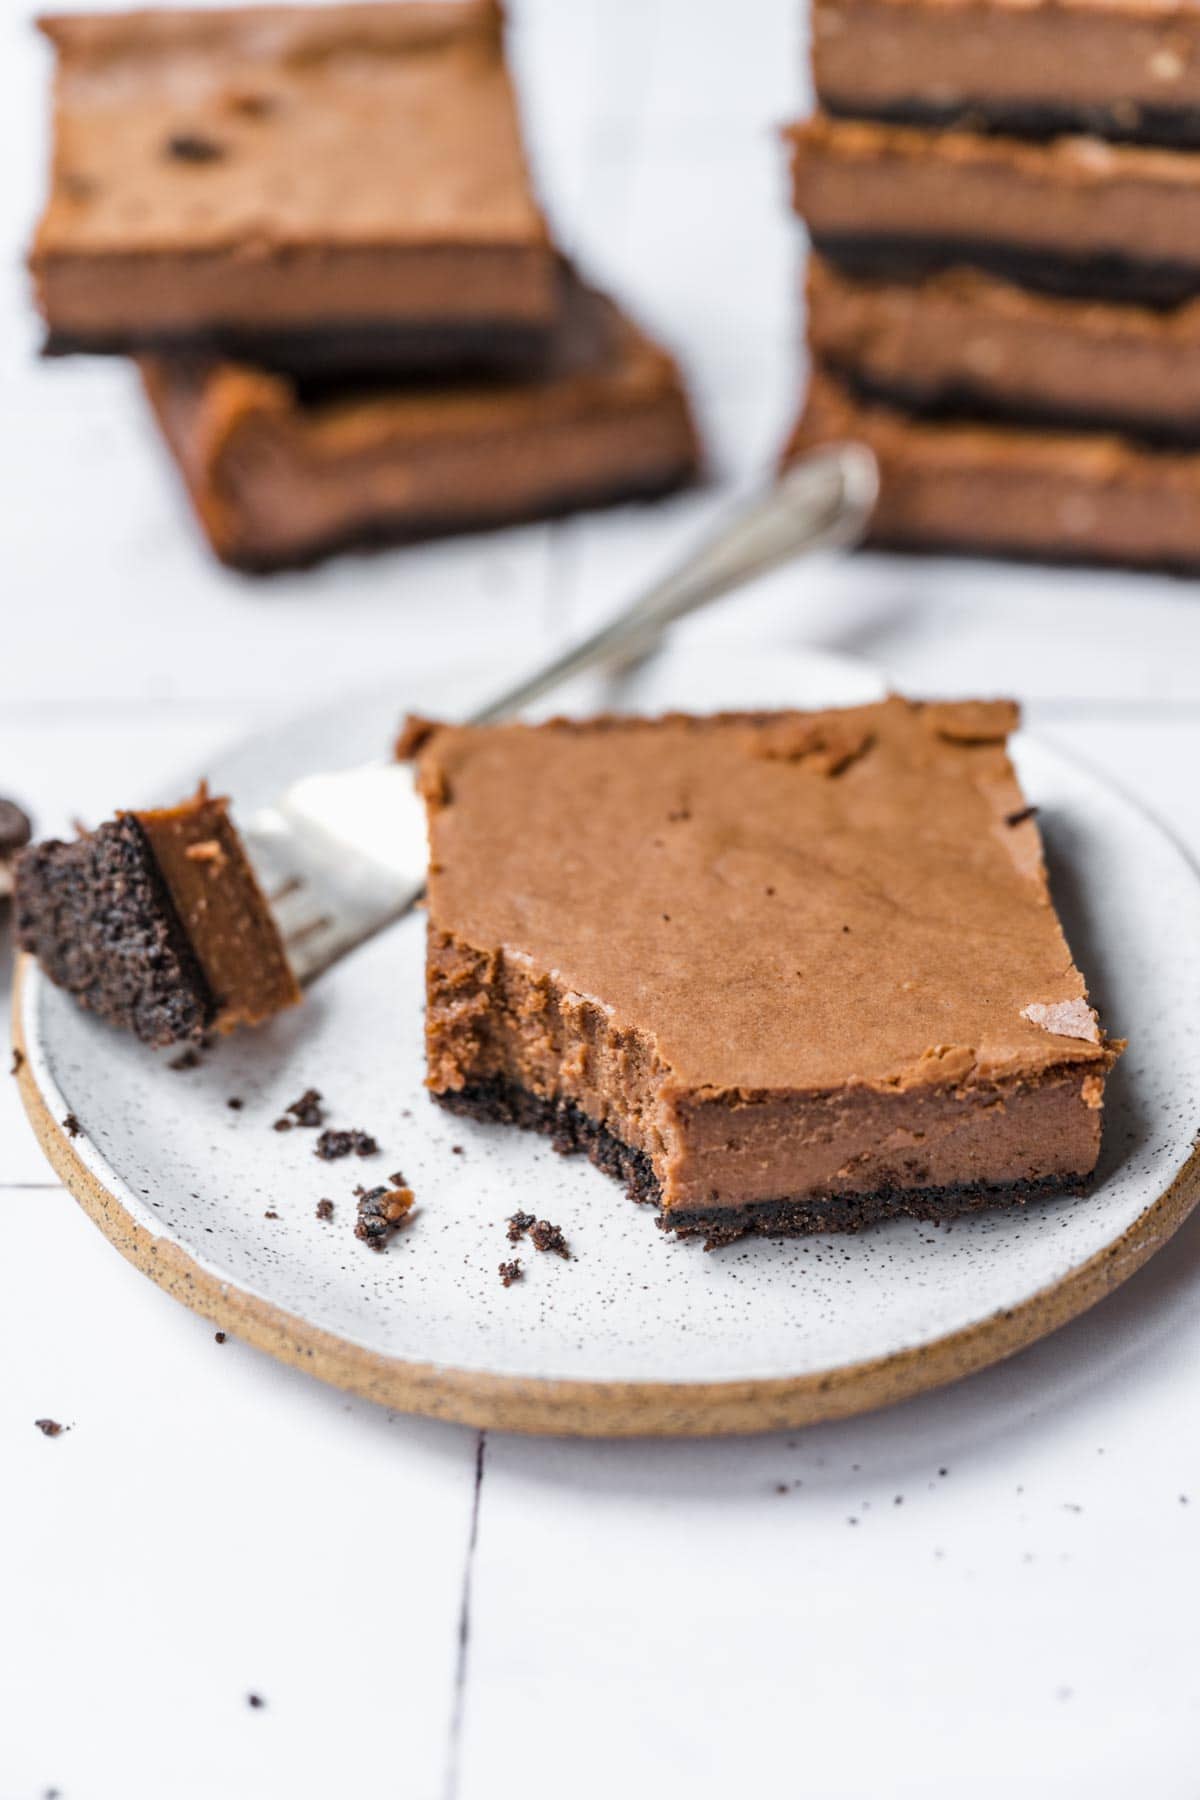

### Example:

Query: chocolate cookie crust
xmin=15 ymin=816 xmax=216 ymax=1046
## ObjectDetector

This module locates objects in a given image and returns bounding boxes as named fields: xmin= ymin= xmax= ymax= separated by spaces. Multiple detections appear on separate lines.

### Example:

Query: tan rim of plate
xmin=14 ymin=951 xmax=1200 ymax=1438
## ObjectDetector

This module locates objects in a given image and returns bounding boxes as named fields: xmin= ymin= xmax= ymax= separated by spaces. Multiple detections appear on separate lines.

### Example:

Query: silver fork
xmin=242 ymin=443 xmax=878 ymax=984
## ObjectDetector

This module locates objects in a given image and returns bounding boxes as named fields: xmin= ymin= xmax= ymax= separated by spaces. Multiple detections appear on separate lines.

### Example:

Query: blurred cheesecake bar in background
xmin=29 ymin=1 xmax=700 ymax=568
xmin=30 ymin=0 xmax=558 ymax=375
xmin=787 ymin=0 xmax=1200 ymax=568
xmin=15 ymin=789 xmax=299 ymax=1047
xmin=141 ymin=269 xmax=700 ymax=570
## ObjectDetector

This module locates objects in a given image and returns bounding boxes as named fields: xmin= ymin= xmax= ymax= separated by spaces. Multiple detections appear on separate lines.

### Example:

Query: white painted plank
xmin=0 ymin=1183 xmax=479 ymax=1800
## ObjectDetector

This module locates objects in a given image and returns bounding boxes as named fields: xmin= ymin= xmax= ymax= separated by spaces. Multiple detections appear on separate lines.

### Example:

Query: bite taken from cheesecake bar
xmin=15 ymin=786 xmax=300 ymax=1047
xmin=411 ymin=701 xmax=1120 ymax=1244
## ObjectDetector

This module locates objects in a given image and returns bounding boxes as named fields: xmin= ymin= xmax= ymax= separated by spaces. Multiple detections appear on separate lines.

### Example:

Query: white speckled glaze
xmin=18 ymin=646 xmax=1200 ymax=1392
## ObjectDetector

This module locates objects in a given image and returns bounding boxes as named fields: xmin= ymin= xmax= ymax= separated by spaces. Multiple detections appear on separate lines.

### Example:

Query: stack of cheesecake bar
xmin=29 ymin=0 xmax=699 ymax=571
xmin=785 ymin=0 xmax=1200 ymax=570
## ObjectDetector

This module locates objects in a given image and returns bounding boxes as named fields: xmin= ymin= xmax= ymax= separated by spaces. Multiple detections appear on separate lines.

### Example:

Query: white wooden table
xmin=5 ymin=2 xmax=1200 ymax=1795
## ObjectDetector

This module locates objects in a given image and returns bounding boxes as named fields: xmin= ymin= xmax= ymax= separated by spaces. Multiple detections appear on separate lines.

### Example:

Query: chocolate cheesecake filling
xmin=415 ymin=704 xmax=1118 ymax=1240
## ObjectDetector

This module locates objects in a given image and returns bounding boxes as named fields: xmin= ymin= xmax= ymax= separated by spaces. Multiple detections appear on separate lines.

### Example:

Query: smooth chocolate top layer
xmin=790 ymin=363 xmax=1200 ymax=567
xmin=807 ymin=257 xmax=1200 ymax=433
xmin=34 ymin=1 xmax=547 ymax=258
xmin=139 ymin=269 xmax=700 ymax=566
xmin=417 ymin=702 xmax=1112 ymax=1097
xmin=789 ymin=114 xmax=1200 ymax=272
xmin=814 ymin=0 xmax=1200 ymax=121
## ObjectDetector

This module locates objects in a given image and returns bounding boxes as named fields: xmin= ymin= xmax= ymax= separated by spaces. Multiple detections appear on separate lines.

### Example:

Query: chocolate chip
xmin=34 ymin=1418 xmax=66 ymax=1437
xmin=529 ymin=1219 xmax=569 ymax=1258
xmin=316 ymin=1128 xmax=378 ymax=1161
xmin=498 ymin=1259 xmax=523 ymax=1288
xmin=0 ymin=797 xmax=31 ymax=855
xmin=506 ymin=1210 xmax=536 ymax=1243
xmin=166 ymin=131 xmax=227 ymax=164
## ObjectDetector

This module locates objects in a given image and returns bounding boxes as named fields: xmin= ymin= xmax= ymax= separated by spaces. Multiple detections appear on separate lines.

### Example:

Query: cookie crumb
xmin=316 ymin=1198 xmax=334 ymax=1221
xmin=388 ymin=1169 xmax=407 ymax=1187
xmin=316 ymin=1128 xmax=378 ymax=1161
xmin=283 ymin=1087 xmax=324 ymax=1128
xmin=264 ymin=1209 xmax=280 ymax=1220
xmin=272 ymin=1117 xmax=292 ymax=1132
xmin=355 ymin=1185 xmax=414 ymax=1249
xmin=506 ymin=1210 xmax=536 ymax=1243
xmin=451 ymin=1144 xmax=464 ymax=1156
xmin=62 ymin=1113 xmax=81 ymax=1138
xmin=529 ymin=1219 xmax=570 ymax=1258
xmin=34 ymin=1418 xmax=67 ymax=1437
xmin=498 ymin=1259 xmax=523 ymax=1288
xmin=214 ymin=1330 xmax=227 ymax=1344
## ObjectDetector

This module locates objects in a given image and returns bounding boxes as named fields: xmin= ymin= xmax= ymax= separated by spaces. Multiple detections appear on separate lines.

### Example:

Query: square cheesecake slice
xmin=412 ymin=702 xmax=1120 ymax=1243
xmin=813 ymin=0 xmax=1200 ymax=148
xmin=30 ymin=0 xmax=557 ymax=375
xmin=15 ymin=787 xmax=300 ymax=1047
xmin=139 ymin=268 xmax=700 ymax=570
xmin=789 ymin=114 xmax=1200 ymax=306
xmin=788 ymin=362 xmax=1200 ymax=569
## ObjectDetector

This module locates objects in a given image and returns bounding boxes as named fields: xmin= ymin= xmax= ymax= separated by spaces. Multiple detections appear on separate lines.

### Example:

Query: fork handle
xmin=467 ymin=443 xmax=878 ymax=727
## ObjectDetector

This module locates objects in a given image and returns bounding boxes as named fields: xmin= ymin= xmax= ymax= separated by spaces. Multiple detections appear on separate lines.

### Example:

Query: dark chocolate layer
xmin=43 ymin=316 xmax=555 ymax=381
xmin=15 ymin=817 xmax=215 ymax=1046
xmin=814 ymin=233 xmax=1200 ymax=309
xmin=433 ymin=1077 xmax=1083 ymax=1245
xmin=822 ymin=95 xmax=1200 ymax=151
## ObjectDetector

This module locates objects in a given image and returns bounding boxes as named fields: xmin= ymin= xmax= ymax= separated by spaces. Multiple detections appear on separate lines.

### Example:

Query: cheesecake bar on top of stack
xmin=31 ymin=0 xmax=700 ymax=569
xmin=785 ymin=0 xmax=1200 ymax=569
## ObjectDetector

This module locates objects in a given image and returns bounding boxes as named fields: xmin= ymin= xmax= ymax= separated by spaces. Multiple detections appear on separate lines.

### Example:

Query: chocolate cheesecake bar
xmin=814 ymin=0 xmax=1200 ymax=146
xmin=31 ymin=1 xmax=558 ymax=374
xmin=789 ymin=115 xmax=1200 ymax=304
xmin=788 ymin=363 xmax=1200 ymax=568
xmin=15 ymin=788 xmax=299 ymax=1046
xmin=140 ymin=270 xmax=700 ymax=570
xmin=414 ymin=702 xmax=1118 ymax=1243
xmin=807 ymin=257 xmax=1200 ymax=440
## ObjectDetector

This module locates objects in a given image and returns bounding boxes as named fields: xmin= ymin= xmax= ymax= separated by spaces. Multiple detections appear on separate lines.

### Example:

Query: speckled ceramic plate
xmin=14 ymin=644 xmax=1200 ymax=1435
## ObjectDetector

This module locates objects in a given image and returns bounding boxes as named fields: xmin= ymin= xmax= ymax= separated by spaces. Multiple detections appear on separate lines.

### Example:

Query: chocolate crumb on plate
xmin=498 ymin=1258 xmax=523 ymax=1287
xmin=282 ymin=1087 xmax=324 ymax=1127
xmin=247 ymin=1692 xmax=265 ymax=1709
xmin=10 ymin=1048 xmax=24 ymax=1076
xmin=316 ymin=1198 xmax=334 ymax=1220
xmin=214 ymin=1330 xmax=227 ymax=1343
xmin=62 ymin=1113 xmax=81 ymax=1138
xmin=227 ymin=1096 xmax=243 ymax=1110
xmin=272 ymin=1116 xmax=292 ymax=1131
xmin=34 ymin=1418 xmax=67 ymax=1437
xmin=316 ymin=1127 xmax=378 ymax=1161
xmin=529 ymin=1218 xmax=570 ymax=1258
xmin=354 ymin=1184 xmax=414 ymax=1250
xmin=169 ymin=1046 xmax=202 ymax=1071
xmin=506 ymin=1210 xmax=536 ymax=1243
xmin=264 ymin=1208 xmax=279 ymax=1220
